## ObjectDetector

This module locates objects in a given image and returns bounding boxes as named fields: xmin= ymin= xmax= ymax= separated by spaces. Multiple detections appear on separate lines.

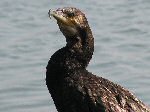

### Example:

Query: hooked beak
xmin=48 ymin=9 xmax=75 ymax=27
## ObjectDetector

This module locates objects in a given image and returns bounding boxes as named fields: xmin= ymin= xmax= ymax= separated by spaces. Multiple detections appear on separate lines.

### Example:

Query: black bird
xmin=46 ymin=7 xmax=150 ymax=112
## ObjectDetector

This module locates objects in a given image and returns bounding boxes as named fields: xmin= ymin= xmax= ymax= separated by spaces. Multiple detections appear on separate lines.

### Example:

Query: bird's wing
xmin=81 ymin=72 xmax=150 ymax=112
xmin=62 ymin=71 xmax=150 ymax=112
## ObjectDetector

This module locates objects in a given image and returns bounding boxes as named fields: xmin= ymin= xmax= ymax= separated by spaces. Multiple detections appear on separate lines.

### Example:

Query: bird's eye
xmin=67 ymin=12 xmax=75 ymax=17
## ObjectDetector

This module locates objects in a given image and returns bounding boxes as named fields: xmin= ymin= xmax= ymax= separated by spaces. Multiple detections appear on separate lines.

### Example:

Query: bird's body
xmin=46 ymin=7 xmax=150 ymax=112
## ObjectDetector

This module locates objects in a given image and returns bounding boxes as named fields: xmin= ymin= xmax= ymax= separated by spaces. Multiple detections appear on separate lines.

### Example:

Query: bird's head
xmin=49 ymin=7 xmax=89 ymax=38
xmin=48 ymin=7 xmax=94 ymax=67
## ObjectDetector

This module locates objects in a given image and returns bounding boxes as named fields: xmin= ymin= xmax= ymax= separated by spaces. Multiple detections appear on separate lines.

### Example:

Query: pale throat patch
xmin=58 ymin=23 xmax=78 ymax=37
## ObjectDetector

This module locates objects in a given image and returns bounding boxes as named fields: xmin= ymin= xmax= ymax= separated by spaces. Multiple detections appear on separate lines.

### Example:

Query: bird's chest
xmin=55 ymin=77 xmax=87 ymax=112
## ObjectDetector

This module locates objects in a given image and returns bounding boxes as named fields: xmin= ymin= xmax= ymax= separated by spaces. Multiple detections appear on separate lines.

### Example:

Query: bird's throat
xmin=65 ymin=27 xmax=94 ymax=69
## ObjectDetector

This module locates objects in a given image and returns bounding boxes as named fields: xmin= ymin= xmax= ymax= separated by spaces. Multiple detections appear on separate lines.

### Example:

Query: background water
xmin=0 ymin=0 xmax=150 ymax=112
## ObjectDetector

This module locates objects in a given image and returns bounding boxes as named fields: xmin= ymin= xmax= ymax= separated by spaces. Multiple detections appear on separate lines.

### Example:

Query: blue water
xmin=0 ymin=0 xmax=150 ymax=111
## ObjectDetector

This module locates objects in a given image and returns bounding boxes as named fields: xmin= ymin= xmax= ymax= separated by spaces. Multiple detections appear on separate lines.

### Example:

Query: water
xmin=0 ymin=0 xmax=150 ymax=111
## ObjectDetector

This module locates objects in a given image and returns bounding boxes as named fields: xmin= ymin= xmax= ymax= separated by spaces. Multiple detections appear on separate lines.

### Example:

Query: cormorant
xmin=46 ymin=7 xmax=150 ymax=112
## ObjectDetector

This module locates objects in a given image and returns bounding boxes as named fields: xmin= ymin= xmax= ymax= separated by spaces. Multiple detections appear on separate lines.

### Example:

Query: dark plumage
xmin=46 ymin=7 xmax=150 ymax=112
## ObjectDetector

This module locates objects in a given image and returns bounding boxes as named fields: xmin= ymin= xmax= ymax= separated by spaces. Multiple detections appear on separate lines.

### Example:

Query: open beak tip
xmin=48 ymin=9 xmax=56 ymax=19
xmin=48 ymin=9 xmax=51 ymax=19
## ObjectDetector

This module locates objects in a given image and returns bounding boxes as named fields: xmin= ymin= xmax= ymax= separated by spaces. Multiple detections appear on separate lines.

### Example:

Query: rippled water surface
xmin=0 ymin=0 xmax=150 ymax=111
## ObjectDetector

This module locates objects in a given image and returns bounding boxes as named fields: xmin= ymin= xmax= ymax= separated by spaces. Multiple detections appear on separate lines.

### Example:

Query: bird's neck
xmin=46 ymin=26 xmax=94 ymax=80
xmin=65 ymin=26 xmax=94 ymax=69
